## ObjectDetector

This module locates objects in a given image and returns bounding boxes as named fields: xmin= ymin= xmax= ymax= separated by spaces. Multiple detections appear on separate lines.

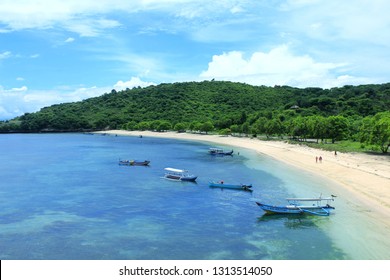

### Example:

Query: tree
xmin=189 ymin=121 xmax=202 ymax=132
xmin=307 ymin=115 xmax=327 ymax=143
xmin=137 ymin=121 xmax=151 ymax=131
xmin=230 ymin=124 xmax=241 ymax=135
xmin=361 ymin=112 xmax=390 ymax=153
xmin=241 ymin=122 xmax=250 ymax=136
xmin=125 ymin=121 xmax=138 ymax=131
xmin=265 ymin=119 xmax=284 ymax=138
xmin=326 ymin=116 xmax=349 ymax=143
xmin=156 ymin=120 xmax=172 ymax=131
xmin=371 ymin=113 xmax=390 ymax=153
xmin=289 ymin=117 xmax=309 ymax=141
xmin=251 ymin=117 xmax=267 ymax=136
xmin=200 ymin=121 xmax=214 ymax=134
xmin=173 ymin=122 xmax=188 ymax=132
xmin=219 ymin=128 xmax=231 ymax=135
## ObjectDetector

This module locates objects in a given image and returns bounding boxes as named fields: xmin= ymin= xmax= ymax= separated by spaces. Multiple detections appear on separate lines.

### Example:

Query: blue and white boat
xmin=256 ymin=195 xmax=336 ymax=216
xmin=164 ymin=168 xmax=197 ymax=182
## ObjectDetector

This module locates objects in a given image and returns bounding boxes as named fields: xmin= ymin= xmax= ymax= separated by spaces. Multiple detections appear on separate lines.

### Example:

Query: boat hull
xmin=180 ymin=176 xmax=198 ymax=182
xmin=130 ymin=160 xmax=150 ymax=166
xmin=119 ymin=160 xmax=150 ymax=166
xmin=256 ymin=202 xmax=334 ymax=216
xmin=208 ymin=148 xmax=233 ymax=156
xmin=209 ymin=182 xmax=252 ymax=191
xmin=164 ymin=174 xmax=198 ymax=182
xmin=209 ymin=151 xmax=233 ymax=156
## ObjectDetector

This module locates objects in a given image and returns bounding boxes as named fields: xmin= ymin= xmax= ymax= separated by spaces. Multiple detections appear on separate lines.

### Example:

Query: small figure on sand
xmin=316 ymin=156 xmax=318 ymax=163
xmin=334 ymin=151 xmax=337 ymax=157
xmin=319 ymin=156 xmax=322 ymax=163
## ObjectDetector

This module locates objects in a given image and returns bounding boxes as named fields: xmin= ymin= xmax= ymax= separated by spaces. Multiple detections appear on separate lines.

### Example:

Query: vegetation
xmin=1 ymin=81 xmax=389 ymax=153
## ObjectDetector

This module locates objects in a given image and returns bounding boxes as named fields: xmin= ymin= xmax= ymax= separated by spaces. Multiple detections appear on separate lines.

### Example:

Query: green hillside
xmin=1 ymin=81 xmax=389 ymax=152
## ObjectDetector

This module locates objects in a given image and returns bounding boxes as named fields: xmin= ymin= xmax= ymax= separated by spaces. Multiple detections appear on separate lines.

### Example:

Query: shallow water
xmin=0 ymin=133 xmax=387 ymax=259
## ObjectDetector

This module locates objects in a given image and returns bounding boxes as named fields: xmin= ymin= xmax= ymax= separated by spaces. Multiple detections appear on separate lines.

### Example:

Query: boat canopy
xmin=286 ymin=197 xmax=335 ymax=202
xmin=164 ymin=167 xmax=187 ymax=173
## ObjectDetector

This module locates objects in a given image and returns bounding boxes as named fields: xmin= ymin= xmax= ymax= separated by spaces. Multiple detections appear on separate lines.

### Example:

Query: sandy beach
xmin=102 ymin=130 xmax=390 ymax=216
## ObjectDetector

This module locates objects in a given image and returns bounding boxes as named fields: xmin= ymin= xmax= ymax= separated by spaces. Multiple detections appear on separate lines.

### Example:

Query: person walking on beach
xmin=319 ymin=156 xmax=322 ymax=163
xmin=316 ymin=156 xmax=318 ymax=163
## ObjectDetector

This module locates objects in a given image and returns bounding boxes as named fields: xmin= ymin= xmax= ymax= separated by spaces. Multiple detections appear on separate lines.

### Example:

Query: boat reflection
xmin=257 ymin=214 xmax=319 ymax=230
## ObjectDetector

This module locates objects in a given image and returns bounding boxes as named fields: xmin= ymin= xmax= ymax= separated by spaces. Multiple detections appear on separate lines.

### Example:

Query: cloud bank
xmin=200 ymin=45 xmax=373 ymax=88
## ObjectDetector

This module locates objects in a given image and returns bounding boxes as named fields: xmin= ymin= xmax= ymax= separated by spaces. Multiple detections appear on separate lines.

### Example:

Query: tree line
xmin=119 ymin=112 xmax=389 ymax=153
xmin=1 ymin=81 xmax=389 ymax=153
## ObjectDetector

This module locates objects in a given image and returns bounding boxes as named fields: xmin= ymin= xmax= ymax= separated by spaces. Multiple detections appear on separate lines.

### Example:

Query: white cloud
xmin=0 ymin=0 xmax=252 ymax=36
xmin=63 ymin=18 xmax=122 ymax=37
xmin=113 ymin=77 xmax=156 ymax=91
xmin=11 ymin=86 xmax=28 ymax=92
xmin=0 ymin=51 xmax=12 ymax=59
xmin=200 ymin=45 xmax=373 ymax=88
xmin=64 ymin=37 xmax=75 ymax=43
xmin=0 ymin=77 xmax=155 ymax=120
xmin=0 ymin=0 xmax=128 ymax=35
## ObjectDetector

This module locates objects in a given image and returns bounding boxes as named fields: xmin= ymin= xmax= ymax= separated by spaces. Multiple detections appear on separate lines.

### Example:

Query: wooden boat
xmin=208 ymin=147 xmax=233 ymax=156
xmin=164 ymin=167 xmax=197 ymax=182
xmin=255 ymin=195 xmax=336 ymax=216
xmin=209 ymin=181 xmax=252 ymax=192
xmin=119 ymin=160 xmax=150 ymax=166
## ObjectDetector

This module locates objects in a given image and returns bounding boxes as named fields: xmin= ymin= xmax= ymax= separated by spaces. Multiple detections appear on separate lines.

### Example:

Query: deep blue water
xmin=0 ymin=133 xmax=346 ymax=260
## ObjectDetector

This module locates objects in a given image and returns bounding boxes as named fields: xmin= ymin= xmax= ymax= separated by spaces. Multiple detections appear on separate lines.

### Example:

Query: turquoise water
xmin=0 ymin=133 xmax=346 ymax=260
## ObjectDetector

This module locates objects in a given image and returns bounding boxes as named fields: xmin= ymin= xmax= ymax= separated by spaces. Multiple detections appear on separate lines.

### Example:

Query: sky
xmin=1 ymin=0 xmax=390 ymax=120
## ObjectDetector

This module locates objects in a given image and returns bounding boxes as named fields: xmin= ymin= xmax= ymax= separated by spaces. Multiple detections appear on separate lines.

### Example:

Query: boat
xmin=164 ymin=167 xmax=197 ymax=182
xmin=119 ymin=160 xmax=150 ymax=166
xmin=209 ymin=181 xmax=252 ymax=192
xmin=255 ymin=195 xmax=336 ymax=216
xmin=208 ymin=147 xmax=233 ymax=156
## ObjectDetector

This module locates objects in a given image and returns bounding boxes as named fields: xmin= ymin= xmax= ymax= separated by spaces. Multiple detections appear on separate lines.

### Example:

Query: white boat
xmin=164 ymin=168 xmax=197 ymax=182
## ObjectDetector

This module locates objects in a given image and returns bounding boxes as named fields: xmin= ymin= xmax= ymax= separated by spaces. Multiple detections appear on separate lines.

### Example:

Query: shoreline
xmin=100 ymin=130 xmax=390 ymax=218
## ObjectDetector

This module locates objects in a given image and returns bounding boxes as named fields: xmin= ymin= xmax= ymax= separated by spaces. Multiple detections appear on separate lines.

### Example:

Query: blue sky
xmin=1 ymin=0 xmax=390 ymax=120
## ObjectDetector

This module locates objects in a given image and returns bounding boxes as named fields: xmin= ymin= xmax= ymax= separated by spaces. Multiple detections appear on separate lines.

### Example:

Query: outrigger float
xmin=256 ymin=195 xmax=336 ymax=216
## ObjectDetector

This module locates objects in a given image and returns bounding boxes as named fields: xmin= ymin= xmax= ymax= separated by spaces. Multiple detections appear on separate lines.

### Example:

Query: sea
xmin=0 ymin=133 xmax=389 ymax=260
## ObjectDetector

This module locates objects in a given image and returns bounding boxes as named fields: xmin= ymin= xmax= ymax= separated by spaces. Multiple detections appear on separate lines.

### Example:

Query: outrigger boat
xmin=255 ymin=195 xmax=336 ymax=216
xmin=119 ymin=160 xmax=150 ymax=166
xmin=208 ymin=147 xmax=233 ymax=156
xmin=164 ymin=168 xmax=197 ymax=182
xmin=209 ymin=181 xmax=252 ymax=192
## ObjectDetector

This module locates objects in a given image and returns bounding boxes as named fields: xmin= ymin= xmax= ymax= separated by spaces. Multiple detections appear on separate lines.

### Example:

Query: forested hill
xmin=1 ymin=81 xmax=389 ymax=143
